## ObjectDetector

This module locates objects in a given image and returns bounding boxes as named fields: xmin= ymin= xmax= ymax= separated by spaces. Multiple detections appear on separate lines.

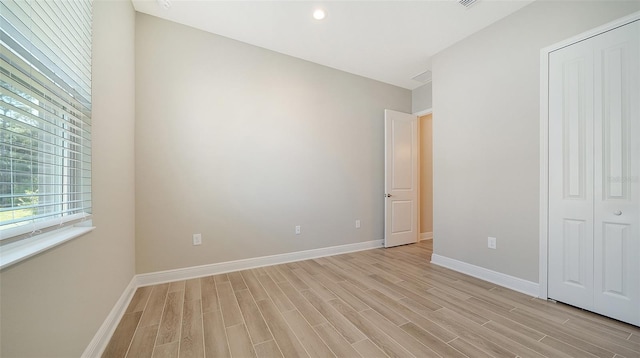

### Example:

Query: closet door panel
xmin=548 ymin=38 xmax=595 ymax=310
xmin=593 ymin=21 xmax=640 ymax=325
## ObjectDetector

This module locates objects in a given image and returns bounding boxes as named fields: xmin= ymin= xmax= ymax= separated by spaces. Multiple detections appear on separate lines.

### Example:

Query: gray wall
xmin=412 ymin=82 xmax=432 ymax=113
xmin=0 ymin=1 xmax=137 ymax=356
xmin=135 ymin=14 xmax=411 ymax=273
xmin=432 ymin=1 xmax=640 ymax=282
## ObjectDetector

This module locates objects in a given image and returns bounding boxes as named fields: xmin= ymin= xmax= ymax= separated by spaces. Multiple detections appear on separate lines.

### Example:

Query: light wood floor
xmin=103 ymin=241 xmax=640 ymax=358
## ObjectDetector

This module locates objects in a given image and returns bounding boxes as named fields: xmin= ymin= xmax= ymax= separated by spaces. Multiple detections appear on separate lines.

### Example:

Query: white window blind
xmin=0 ymin=0 xmax=92 ymax=242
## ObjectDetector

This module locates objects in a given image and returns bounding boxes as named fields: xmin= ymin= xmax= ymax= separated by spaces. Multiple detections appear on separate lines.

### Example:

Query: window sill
xmin=0 ymin=224 xmax=95 ymax=270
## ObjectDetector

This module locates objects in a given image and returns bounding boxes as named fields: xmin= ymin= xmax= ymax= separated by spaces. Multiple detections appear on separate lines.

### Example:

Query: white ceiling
xmin=131 ymin=0 xmax=534 ymax=90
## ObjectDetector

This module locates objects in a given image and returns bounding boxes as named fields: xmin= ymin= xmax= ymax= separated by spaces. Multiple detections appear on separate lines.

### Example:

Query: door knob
xmin=613 ymin=210 xmax=622 ymax=216
xmin=385 ymin=194 xmax=392 ymax=197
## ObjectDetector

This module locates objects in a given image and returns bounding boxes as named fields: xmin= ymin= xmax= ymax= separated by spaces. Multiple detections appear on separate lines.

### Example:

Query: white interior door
xmin=548 ymin=20 xmax=640 ymax=326
xmin=384 ymin=109 xmax=418 ymax=248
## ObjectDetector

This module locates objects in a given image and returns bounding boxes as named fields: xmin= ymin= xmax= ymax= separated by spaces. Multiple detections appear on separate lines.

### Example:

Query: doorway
xmin=419 ymin=113 xmax=433 ymax=241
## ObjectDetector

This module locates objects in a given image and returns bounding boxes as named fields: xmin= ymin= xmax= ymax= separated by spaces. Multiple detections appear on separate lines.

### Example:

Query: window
xmin=0 ymin=0 xmax=93 ymax=267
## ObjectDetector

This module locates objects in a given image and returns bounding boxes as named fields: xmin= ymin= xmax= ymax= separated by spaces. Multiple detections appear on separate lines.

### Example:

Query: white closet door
xmin=548 ymin=35 xmax=595 ymax=311
xmin=592 ymin=21 xmax=640 ymax=325
xmin=549 ymin=20 xmax=639 ymax=326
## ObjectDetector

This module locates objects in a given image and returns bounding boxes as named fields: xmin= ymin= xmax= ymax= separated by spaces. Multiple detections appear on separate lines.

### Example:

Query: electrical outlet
xmin=295 ymin=225 xmax=301 ymax=235
xmin=355 ymin=219 xmax=361 ymax=229
xmin=193 ymin=233 xmax=202 ymax=246
xmin=488 ymin=236 xmax=497 ymax=249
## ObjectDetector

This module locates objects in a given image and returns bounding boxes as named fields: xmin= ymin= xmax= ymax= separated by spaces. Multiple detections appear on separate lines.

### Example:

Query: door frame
xmin=414 ymin=108 xmax=433 ymax=242
xmin=538 ymin=11 xmax=640 ymax=299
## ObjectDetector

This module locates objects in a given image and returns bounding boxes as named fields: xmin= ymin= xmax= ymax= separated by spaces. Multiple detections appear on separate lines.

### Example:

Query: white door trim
xmin=539 ymin=11 xmax=640 ymax=299
xmin=413 ymin=108 xmax=433 ymax=117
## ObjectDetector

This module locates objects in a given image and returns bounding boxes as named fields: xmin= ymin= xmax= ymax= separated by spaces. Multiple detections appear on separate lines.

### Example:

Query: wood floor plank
xmin=151 ymin=342 xmax=178 ymax=358
xmin=313 ymin=273 xmax=370 ymax=312
xmin=258 ymin=273 xmax=296 ymax=312
xmin=226 ymin=324 xmax=257 ymax=358
xmin=425 ymin=308 xmax=521 ymax=358
xmin=235 ymin=288 xmax=273 ymax=344
xmin=399 ymin=321 xmax=466 ymax=358
xmin=508 ymin=307 xmax=618 ymax=358
xmin=277 ymin=280 xmax=327 ymax=326
xmin=317 ymin=257 xmax=371 ymax=292
xmin=214 ymin=273 xmax=229 ymax=284
xmin=350 ymin=258 xmax=404 ymax=283
xmin=281 ymin=309 xmax=336 ymax=358
xmin=102 ymin=311 xmax=142 ymax=358
xmin=565 ymin=314 xmax=640 ymax=340
xmin=447 ymin=337 xmax=496 ymax=358
xmin=359 ymin=308 xmax=440 ymax=357
xmin=563 ymin=319 xmax=640 ymax=353
xmin=202 ymin=310 xmax=231 ymax=358
xmin=371 ymin=260 xmax=434 ymax=284
xmin=276 ymin=264 xmax=310 ymax=291
xmin=156 ymin=291 xmax=184 ymax=346
xmin=539 ymin=336 xmax=600 ymax=358
xmin=309 ymin=258 xmax=345 ymax=282
xmin=398 ymin=297 xmax=436 ymax=317
xmin=367 ymin=274 xmax=442 ymax=312
xmin=431 ymin=308 xmax=548 ymax=358
xmin=264 ymin=265 xmax=288 ymax=283
xmin=300 ymin=289 xmax=366 ymax=344
xmin=553 ymin=319 xmax=640 ymax=357
xmin=296 ymin=259 xmax=324 ymax=276
xmin=254 ymin=340 xmax=284 ymax=358
xmin=125 ymin=324 xmax=158 ymax=358
xmin=179 ymin=298 xmax=204 ymax=358
xmin=138 ymin=284 xmax=170 ymax=327
xmin=200 ymin=276 xmax=219 ymax=313
xmin=184 ymin=278 xmax=201 ymax=302
xmin=168 ymin=280 xmax=185 ymax=292
xmin=424 ymin=287 xmax=490 ymax=325
xmin=292 ymin=268 xmax=337 ymax=301
xmin=446 ymin=280 xmax=521 ymax=312
xmin=253 ymin=267 xmax=269 ymax=276
xmin=398 ymin=280 xmax=490 ymax=325
xmin=482 ymin=320 xmax=573 ymax=358
xmin=228 ymin=271 xmax=248 ymax=292
xmin=216 ymin=281 xmax=244 ymax=327
xmin=464 ymin=297 xmax=548 ymax=340
xmin=313 ymin=323 xmax=361 ymax=358
xmin=492 ymin=285 xmax=634 ymax=333
xmin=328 ymin=299 xmax=413 ymax=358
xmin=126 ymin=286 xmax=153 ymax=314
xmin=351 ymin=339 xmax=389 ymax=358
xmin=242 ymin=269 xmax=269 ymax=302
xmin=375 ymin=296 xmax=457 ymax=343
xmin=256 ymin=299 xmax=310 ymax=357
xmin=336 ymin=284 xmax=408 ymax=326
xmin=329 ymin=259 xmax=405 ymax=300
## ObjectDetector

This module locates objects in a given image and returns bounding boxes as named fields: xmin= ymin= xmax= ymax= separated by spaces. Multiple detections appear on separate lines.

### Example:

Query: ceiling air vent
xmin=411 ymin=70 xmax=432 ymax=84
xmin=458 ymin=0 xmax=478 ymax=8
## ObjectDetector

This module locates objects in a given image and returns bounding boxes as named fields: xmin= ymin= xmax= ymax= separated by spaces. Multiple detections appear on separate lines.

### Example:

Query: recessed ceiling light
xmin=313 ymin=9 xmax=326 ymax=21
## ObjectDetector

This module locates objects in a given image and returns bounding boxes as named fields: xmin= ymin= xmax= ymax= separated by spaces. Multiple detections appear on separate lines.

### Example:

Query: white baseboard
xmin=430 ymin=254 xmax=539 ymax=297
xmin=137 ymin=239 xmax=384 ymax=287
xmin=81 ymin=276 xmax=138 ymax=358
xmin=420 ymin=232 xmax=433 ymax=241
